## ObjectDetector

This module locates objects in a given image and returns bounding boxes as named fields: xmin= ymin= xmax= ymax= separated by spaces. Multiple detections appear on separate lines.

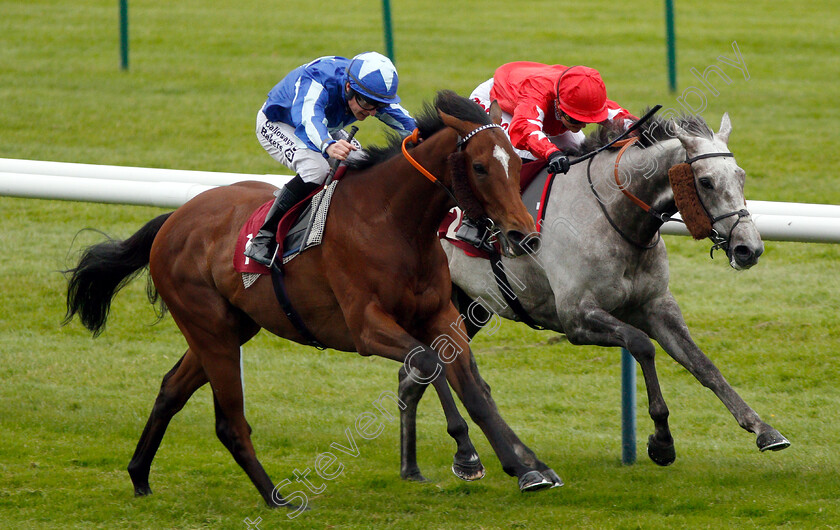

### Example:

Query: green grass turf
xmin=1 ymin=0 xmax=839 ymax=528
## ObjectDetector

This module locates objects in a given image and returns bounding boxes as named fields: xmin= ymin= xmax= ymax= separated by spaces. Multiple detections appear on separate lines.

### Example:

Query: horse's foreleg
xmin=636 ymin=293 xmax=790 ymax=452
xmin=128 ymin=349 xmax=207 ymax=496
xmin=360 ymin=303 xmax=548 ymax=490
xmin=357 ymin=303 xmax=482 ymax=483
xmin=427 ymin=308 xmax=556 ymax=491
xmin=565 ymin=302 xmax=675 ymax=465
xmin=461 ymin=353 xmax=563 ymax=487
xmin=397 ymin=285 xmax=490 ymax=483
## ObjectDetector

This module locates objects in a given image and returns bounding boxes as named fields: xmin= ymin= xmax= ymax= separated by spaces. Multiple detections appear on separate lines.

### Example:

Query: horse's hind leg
xmin=157 ymin=269 xmax=291 ymax=508
xmin=180 ymin=322 xmax=294 ymax=508
xmin=203 ymin=354 xmax=296 ymax=509
xmin=636 ymin=293 xmax=790 ymax=452
xmin=565 ymin=301 xmax=676 ymax=465
xmin=397 ymin=365 xmax=431 ymax=481
xmin=128 ymin=348 xmax=207 ymax=496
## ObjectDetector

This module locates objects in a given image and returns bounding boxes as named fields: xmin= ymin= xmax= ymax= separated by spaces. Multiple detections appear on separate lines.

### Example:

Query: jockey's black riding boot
xmin=244 ymin=175 xmax=315 ymax=266
xmin=455 ymin=216 xmax=495 ymax=253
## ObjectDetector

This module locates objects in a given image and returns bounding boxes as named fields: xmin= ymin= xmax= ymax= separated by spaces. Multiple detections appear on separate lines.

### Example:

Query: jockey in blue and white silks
xmin=246 ymin=52 xmax=417 ymax=267
xmin=261 ymin=55 xmax=416 ymax=158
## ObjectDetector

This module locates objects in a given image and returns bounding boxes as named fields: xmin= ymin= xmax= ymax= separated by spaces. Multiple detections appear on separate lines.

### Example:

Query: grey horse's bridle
xmin=683 ymin=152 xmax=751 ymax=258
xmin=588 ymin=142 xmax=750 ymax=256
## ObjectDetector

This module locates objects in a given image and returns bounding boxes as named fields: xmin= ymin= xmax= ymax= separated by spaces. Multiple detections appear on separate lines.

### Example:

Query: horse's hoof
xmin=540 ymin=468 xmax=564 ymax=488
xmin=270 ymin=501 xmax=311 ymax=512
xmin=647 ymin=435 xmax=676 ymax=466
xmin=518 ymin=470 xmax=553 ymax=492
xmin=452 ymin=457 xmax=486 ymax=481
xmin=133 ymin=485 xmax=152 ymax=497
xmin=401 ymin=470 xmax=430 ymax=483
xmin=757 ymin=430 xmax=791 ymax=452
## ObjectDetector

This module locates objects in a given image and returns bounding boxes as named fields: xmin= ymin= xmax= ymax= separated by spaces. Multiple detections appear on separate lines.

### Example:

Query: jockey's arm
xmin=508 ymin=100 xmax=556 ymax=161
xmin=376 ymin=103 xmax=417 ymax=136
xmin=290 ymin=77 xmax=336 ymax=156
xmin=598 ymin=100 xmax=639 ymax=131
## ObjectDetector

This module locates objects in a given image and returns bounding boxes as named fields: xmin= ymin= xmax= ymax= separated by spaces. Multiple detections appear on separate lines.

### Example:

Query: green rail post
xmin=119 ymin=0 xmax=129 ymax=70
xmin=382 ymin=0 xmax=395 ymax=62
xmin=621 ymin=348 xmax=637 ymax=465
xmin=665 ymin=0 xmax=676 ymax=92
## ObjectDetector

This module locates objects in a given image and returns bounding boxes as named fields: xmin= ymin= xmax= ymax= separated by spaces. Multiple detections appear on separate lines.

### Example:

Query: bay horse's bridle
xmin=401 ymin=124 xmax=505 ymax=235
xmin=589 ymin=136 xmax=751 ymax=256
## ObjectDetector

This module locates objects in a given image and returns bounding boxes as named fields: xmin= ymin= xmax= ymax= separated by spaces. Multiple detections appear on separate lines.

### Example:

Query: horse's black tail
xmin=63 ymin=212 xmax=174 ymax=337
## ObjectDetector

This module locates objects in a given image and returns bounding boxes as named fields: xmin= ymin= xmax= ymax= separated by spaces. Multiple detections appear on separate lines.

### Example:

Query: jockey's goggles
xmin=557 ymin=106 xmax=587 ymax=127
xmin=354 ymin=91 xmax=387 ymax=111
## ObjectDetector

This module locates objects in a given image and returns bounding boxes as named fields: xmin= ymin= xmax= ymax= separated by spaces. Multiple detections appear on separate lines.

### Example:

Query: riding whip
xmin=299 ymin=125 xmax=359 ymax=248
xmin=568 ymin=104 xmax=662 ymax=166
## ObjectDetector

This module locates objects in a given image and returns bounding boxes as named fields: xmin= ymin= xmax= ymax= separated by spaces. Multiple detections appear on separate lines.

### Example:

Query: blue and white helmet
xmin=346 ymin=52 xmax=400 ymax=105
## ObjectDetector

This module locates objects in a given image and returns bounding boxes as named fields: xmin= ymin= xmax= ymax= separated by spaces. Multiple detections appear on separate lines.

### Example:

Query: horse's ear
xmin=488 ymin=100 xmax=503 ymax=125
xmin=674 ymin=123 xmax=701 ymax=153
xmin=717 ymin=112 xmax=732 ymax=144
xmin=438 ymin=109 xmax=469 ymax=137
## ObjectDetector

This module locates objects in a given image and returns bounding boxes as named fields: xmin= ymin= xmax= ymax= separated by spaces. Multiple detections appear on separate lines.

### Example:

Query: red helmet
xmin=555 ymin=65 xmax=609 ymax=123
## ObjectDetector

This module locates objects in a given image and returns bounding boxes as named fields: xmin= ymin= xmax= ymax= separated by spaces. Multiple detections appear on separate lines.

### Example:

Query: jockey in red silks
xmin=455 ymin=62 xmax=637 ymax=249
xmin=471 ymin=62 xmax=637 ymax=172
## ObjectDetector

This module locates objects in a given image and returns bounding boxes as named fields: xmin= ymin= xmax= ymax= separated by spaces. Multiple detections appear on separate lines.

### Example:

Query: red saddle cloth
xmin=437 ymin=159 xmax=549 ymax=259
xmin=233 ymin=167 xmax=348 ymax=274
xmin=519 ymin=158 xmax=548 ymax=195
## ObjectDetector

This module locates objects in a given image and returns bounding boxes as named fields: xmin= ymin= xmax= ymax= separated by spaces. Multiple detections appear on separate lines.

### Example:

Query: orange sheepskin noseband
xmin=668 ymin=163 xmax=712 ymax=240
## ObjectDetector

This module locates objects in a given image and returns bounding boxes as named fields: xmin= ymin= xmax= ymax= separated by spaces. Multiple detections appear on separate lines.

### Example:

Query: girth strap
xmin=270 ymin=262 xmax=327 ymax=350
xmin=489 ymin=252 xmax=545 ymax=330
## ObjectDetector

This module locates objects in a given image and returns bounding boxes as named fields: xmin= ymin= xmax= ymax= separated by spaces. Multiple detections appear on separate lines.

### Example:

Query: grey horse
xmin=397 ymin=112 xmax=790 ymax=484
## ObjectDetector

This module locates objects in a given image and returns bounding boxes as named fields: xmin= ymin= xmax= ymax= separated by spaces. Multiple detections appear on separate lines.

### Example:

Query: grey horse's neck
xmin=591 ymin=137 xmax=686 ymax=247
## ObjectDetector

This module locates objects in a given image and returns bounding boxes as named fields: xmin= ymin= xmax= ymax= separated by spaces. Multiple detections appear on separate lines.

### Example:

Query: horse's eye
xmin=472 ymin=163 xmax=487 ymax=176
xmin=698 ymin=177 xmax=714 ymax=190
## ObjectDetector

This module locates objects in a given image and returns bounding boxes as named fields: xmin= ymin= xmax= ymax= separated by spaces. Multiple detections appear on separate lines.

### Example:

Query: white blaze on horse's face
xmin=493 ymin=145 xmax=511 ymax=179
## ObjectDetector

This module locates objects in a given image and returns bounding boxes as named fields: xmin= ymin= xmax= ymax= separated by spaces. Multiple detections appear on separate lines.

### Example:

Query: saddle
xmin=234 ymin=168 xmax=346 ymax=276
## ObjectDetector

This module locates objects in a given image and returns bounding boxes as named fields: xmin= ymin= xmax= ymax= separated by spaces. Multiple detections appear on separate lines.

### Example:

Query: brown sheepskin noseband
xmin=668 ymin=163 xmax=712 ymax=240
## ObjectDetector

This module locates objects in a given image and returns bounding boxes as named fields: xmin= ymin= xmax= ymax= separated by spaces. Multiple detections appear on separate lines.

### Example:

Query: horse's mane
xmin=577 ymin=110 xmax=715 ymax=155
xmin=346 ymin=90 xmax=490 ymax=171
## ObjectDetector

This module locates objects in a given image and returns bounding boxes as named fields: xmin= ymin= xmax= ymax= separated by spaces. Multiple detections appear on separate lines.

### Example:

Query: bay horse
xmin=63 ymin=90 xmax=562 ymax=509
xmin=397 ymin=112 xmax=790 ymax=482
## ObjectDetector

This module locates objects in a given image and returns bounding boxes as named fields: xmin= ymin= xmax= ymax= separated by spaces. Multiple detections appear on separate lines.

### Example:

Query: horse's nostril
xmin=508 ymin=230 xmax=541 ymax=254
xmin=523 ymin=234 xmax=541 ymax=254
xmin=733 ymin=245 xmax=756 ymax=264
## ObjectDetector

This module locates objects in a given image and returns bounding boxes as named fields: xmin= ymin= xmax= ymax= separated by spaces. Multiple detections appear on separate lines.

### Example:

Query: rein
xmin=587 ymin=137 xmax=661 ymax=250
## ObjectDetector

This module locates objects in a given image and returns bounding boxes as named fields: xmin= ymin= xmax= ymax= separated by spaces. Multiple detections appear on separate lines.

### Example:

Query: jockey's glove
xmin=547 ymin=151 xmax=571 ymax=175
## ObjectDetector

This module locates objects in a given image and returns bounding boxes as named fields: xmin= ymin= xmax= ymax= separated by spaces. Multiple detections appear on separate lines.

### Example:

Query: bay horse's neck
xmin=375 ymin=128 xmax=461 ymax=238
xmin=602 ymin=138 xmax=686 ymax=246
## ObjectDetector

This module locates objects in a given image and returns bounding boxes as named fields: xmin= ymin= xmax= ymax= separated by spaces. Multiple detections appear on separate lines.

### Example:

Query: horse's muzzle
xmin=504 ymin=230 xmax=541 ymax=257
xmin=730 ymin=242 xmax=763 ymax=270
